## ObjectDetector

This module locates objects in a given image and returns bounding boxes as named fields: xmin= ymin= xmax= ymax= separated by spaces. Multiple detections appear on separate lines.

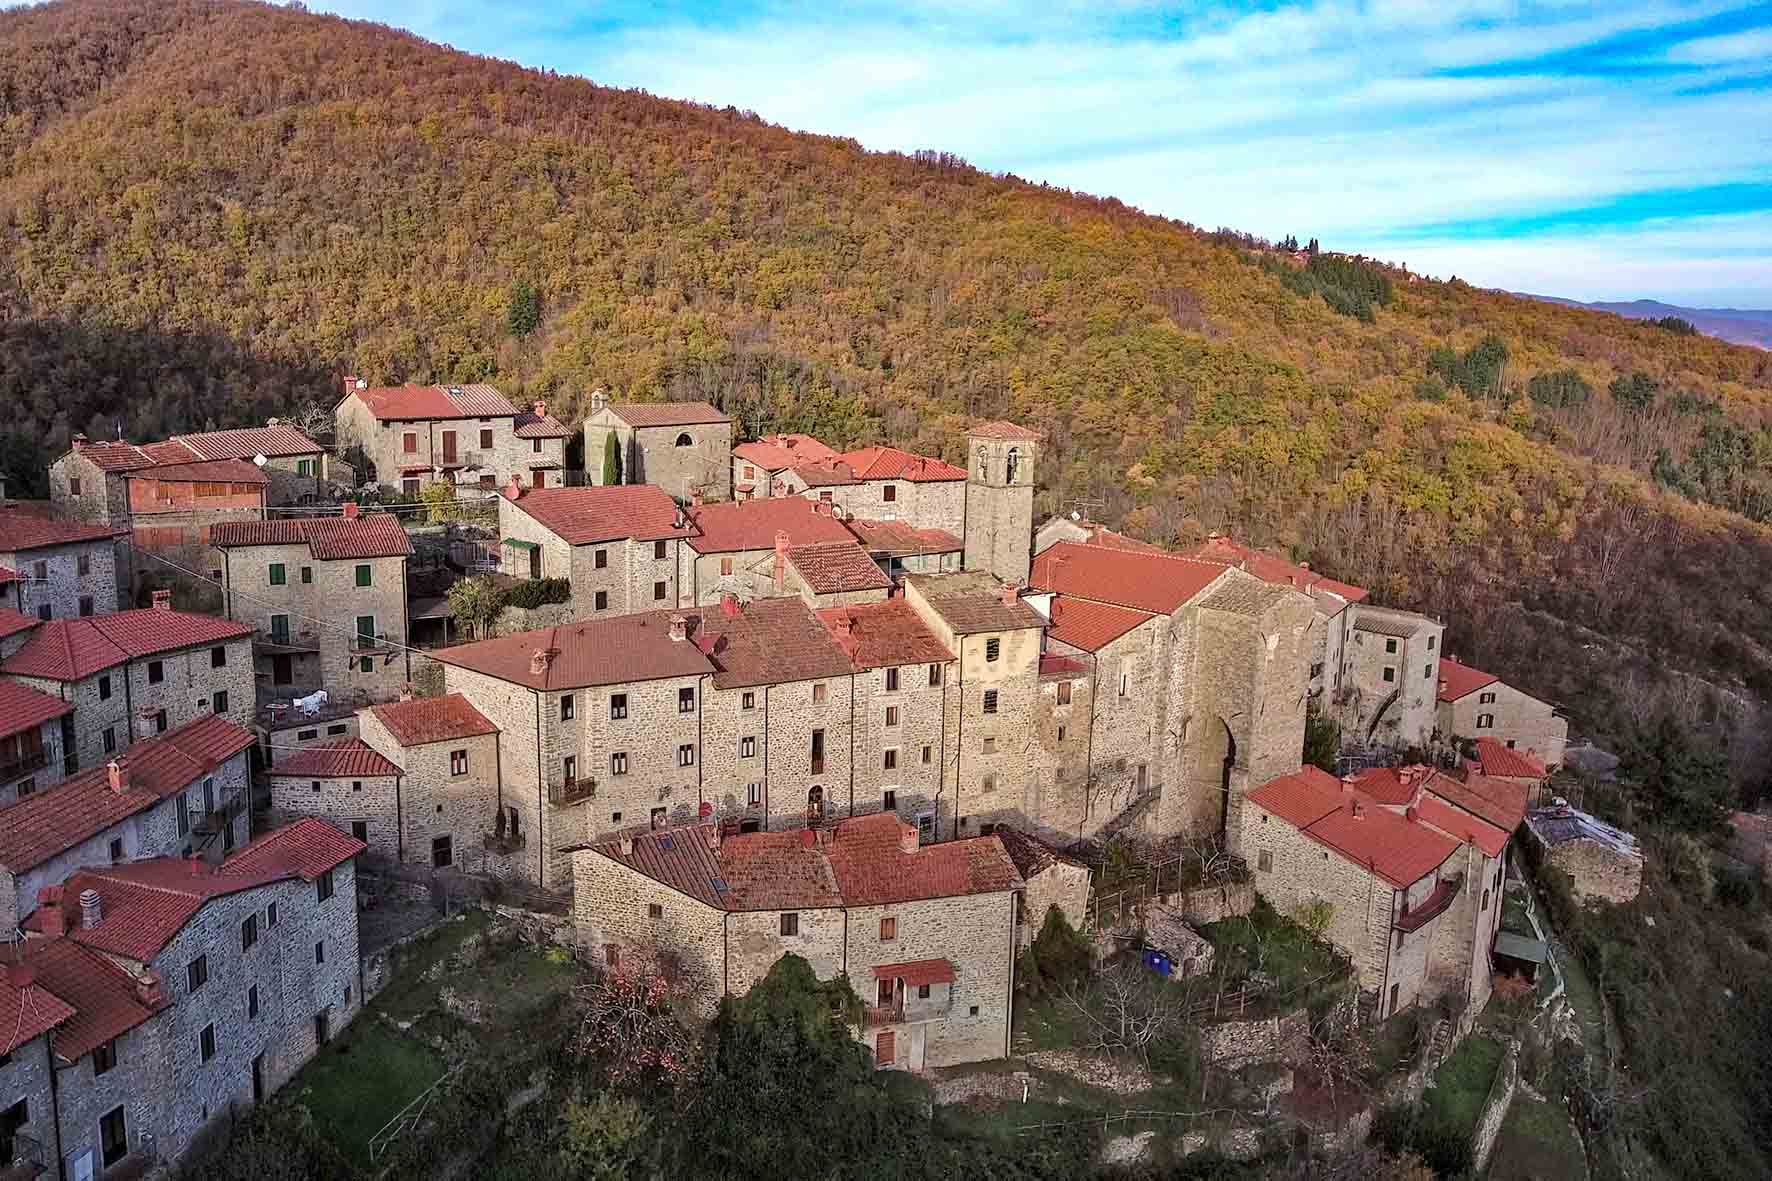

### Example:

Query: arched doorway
xmin=807 ymin=784 xmax=825 ymax=825
xmin=1178 ymin=715 xmax=1238 ymax=839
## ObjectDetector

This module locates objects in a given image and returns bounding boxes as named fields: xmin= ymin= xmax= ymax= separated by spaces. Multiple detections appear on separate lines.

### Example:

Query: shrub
xmin=502 ymin=577 xmax=571 ymax=609
xmin=1020 ymin=905 xmax=1092 ymax=997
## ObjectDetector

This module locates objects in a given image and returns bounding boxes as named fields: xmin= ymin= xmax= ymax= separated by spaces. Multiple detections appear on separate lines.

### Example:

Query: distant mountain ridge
xmin=1519 ymin=294 xmax=1772 ymax=349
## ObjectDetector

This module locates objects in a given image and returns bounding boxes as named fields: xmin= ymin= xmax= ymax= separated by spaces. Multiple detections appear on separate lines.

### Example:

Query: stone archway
xmin=1167 ymin=714 xmax=1240 ymax=839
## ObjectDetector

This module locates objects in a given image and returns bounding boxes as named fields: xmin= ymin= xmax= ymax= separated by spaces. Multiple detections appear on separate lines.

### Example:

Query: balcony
xmin=863 ymin=997 xmax=952 ymax=1028
xmin=548 ymin=777 xmax=596 ymax=807
xmin=0 ymin=751 xmax=48 ymax=783
xmin=1395 ymin=873 xmax=1464 ymax=934
xmin=192 ymin=795 xmax=247 ymax=836
xmin=483 ymin=830 xmax=527 ymax=855
xmin=863 ymin=1002 xmax=903 ymax=1028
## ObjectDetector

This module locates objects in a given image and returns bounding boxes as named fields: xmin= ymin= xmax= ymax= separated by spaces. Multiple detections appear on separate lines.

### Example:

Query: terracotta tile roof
xmin=1038 ymin=517 xmax=1162 ymax=554
xmin=69 ymin=441 xmax=159 ymax=472
xmin=1430 ymin=769 xmax=1529 ymax=834
xmin=906 ymin=572 xmax=1046 ymax=634
xmin=207 ymin=514 xmax=412 ymax=559
xmin=270 ymin=739 xmax=401 ymax=779
xmin=0 ymin=508 xmax=120 ymax=554
xmin=1472 ymin=737 xmax=1547 ymax=781
xmin=366 ymin=693 xmax=498 ymax=746
xmin=1436 ymin=657 xmax=1499 ymax=703
xmin=789 ymin=458 xmax=860 ymax=487
xmin=0 ymin=964 xmax=74 ymax=1055
xmin=1 ymin=609 xmax=252 ymax=681
xmin=431 ymin=614 xmax=715 ymax=691
xmin=826 ymin=813 xmax=1022 ymax=905
xmin=1029 ymin=542 xmax=1228 ymax=615
xmin=172 ymin=424 xmax=323 ymax=461
xmin=603 ymin=401 xmax=730 ymax=428
xmin=1044 ymin=596 xmax=1154 ymax=652
xmin=21 ymin=939 xmax=161 ymax=1062
xmin=817 ymin=599 xmax=955 ymax=669
xmin=715 ymin=828 xmax=845 ymax=910
xmin=787 ymin=540 xmax=892 ymax=595
xmin=834 ymin=445 xmax=965 ymax=482
xmin=844 ymin=518 xmax=964 ymax=556
xmin=1245 ymin=766 xmax=1350 ymax=829
xmin=349 ymin=383 xmax=518 ymax=421
xmin=871 ymin=958 xmax=955 ymax=985
xmin=1039 ymin=653 xmax=1089 ymax=678
xmin=504 ymin=485 xmax=688 ymax=546
xmin=219 ymin=817 xmax=367 ymax=882
xmin=0 ymin=607 xmax=34 ymax=642
xmin=512 ymin=411 xmax=571 ymax=439
xmin=993 ymin=826 xmax=1086 ymax=878
xmin=686 ymin=498 xmax=855 ymax=554
xmin=0 ymin=567 xmax=15 ymax=586
xmin=968 ymin=421 xmax=1043 ymax=440
xmin=0 ymin=680 xmax=73 ymax=741
xmin=693 ymin=598 xmax=857 ymax=689
xmin=124 ymin=457 xmax=267 ymax=484
xmin=1183 ymin=537 xmax=1367 ymax=610
xmin=1248 ymin=767 xmax=1458 ymax=888
xmin=1413 ymin=796 xmax=1509 ymax=858
xmin=1352 ymin=610 xmax=1425 ymax=639
xmin=1349 ymin=764 xmax=1436 ymax=806
xmin=733 ymin=434 xmax=838 ymax=471
xmin=117 ymin=716 xmax=256 ymax=795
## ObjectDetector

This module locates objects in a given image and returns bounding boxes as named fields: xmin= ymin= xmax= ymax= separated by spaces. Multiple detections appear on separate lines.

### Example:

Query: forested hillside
xmin=3 ymin=0 xmax=1772 ymax=757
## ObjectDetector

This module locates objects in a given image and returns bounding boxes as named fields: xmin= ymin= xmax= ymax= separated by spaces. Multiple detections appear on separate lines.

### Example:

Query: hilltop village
xmin=0 ymin=381 xmax=1598 ymax=1172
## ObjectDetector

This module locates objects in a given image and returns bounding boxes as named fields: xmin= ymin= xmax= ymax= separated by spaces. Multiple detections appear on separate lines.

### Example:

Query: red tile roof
xmin=0 ymin=508 xmax=120 ymax=554
xmin=968 ymin=421 xmax=1043 ymax=440
xmin=1413 ymin=797 xmax=1509 ymax=859
xmin=686 ymin=497 xmax=855 ymax=554
xmin=826 ymin=813 xmax=1022 ymax=905
xmin=692 ymin=598 xmax=857 ymax=689
xmin=348 ymin=383 xmax=518 ymax=421
xmin=1437 ymin=657 xmax=1500 ymax=703
xmin=1428 ymin=769 xmax=1529 ymax=834
xmin=366 ymin=693 xmax=498 ymax=747
xmin=1029 ymin=542 xmax=1228 ymax=615
xmin=834 ymin=446 xmax=965 ymax=482
xmin=871 ymin=958 xmax=956 ymax=985
xmin=1349 ymin=764 xmax=1436 ymax=806
xmin=0 ymin=964 xmax=75 ymax=1055
xmin=0 ymin=680 xmax=73 ymax=741
xmin=602 ymin=401 xmax=729 ymax=428
xmin=1247 ymin=766 xmax=1458 ymax=888
xmin=0 ymin=608 xmax=36 ymax=643
xmin=2 ymin=609 xmax=252 ymax=681
xmin=789 ymin=458 xmax=860 ymax=487
xmin=1245 ymin=767 xmax=1349 ymax=830
xmin=207 ymin=514 xmax=412 ymax=559
xmin=21 ymin=939 xmax=162 ymax=1062
xmin=844 ymin=518 xmax=964 ymax=556
xmin=733 ymin=434 xmax=838 ymax=471
xmin=504 ymin=485 xmax=689 ymax=546
xmin=906 ymin=572 xmax=1046 ymax=634
xmin=787 ymin=540 xmax=892 ymax=595
xmin=431 ymin=614 xmax=715 ymax=690
xmin=1039 ymin=653 xmax=1089 ymax=678
xmin=270 ymin=739 xmax=401 ymax=779
xmin=70 ymin=441 xmax=159 ymax=472
xmin=1044 ymin=596 xmax=1154 ymax=652
xmin=817 ymin=599 xmax=955 ymax=669
xmin=1183 ymin=536 xmax=1367 ymax=612
xmin=1472 ymin=737 xmax=1547 ymax=781
xmin=170 ymin=424 xmax=323 ymax=461
xmin=512 ymin=411 xmax=571 ymax=439
xmin=125 ymin=458 xmax=267 ymax=485
xmin=220 ymin=817 xmax=366 ymax=882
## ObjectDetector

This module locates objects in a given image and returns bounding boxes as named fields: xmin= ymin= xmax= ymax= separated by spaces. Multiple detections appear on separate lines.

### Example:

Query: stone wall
xmin=568 ymin=845 xmax=726 ymax=1014
xmin=1197 ymin=1007 xmax=1311 ymax=1068
xmin=1471 ymin=1038 xmax=1520 ymax=1174
xmin=1167 ymin=879 xmax=1256 ymax=926
xmin=963 ymin=436 xmax=1036 ymax=585
xmin=847 ymin=660 xmax=956 ymax=834
xmin=1019 ymin=861 xmax=1092 ymax=949
xmin=1547 ymin=838 xmax=1643 ymax=904
xmin=0 ymin=538 xmax=119 ymax=619
xmin=269 ymin=770 xmax=403 ymax=862
xmin=1438 ymin=680 xmax=1568 ymax=769
xmin=358 ymin=708 xmax=505 ymax=879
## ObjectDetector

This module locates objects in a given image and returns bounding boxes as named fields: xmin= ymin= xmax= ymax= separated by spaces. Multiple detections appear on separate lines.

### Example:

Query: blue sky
xmin=313 ymin=1 xmax=1772 ymax=306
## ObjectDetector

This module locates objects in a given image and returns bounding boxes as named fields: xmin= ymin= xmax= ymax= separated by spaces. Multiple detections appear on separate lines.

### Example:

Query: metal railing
xmin=0 ymin=751 xmax=49 ymax=782
xmin=192 ymin=795 xmax=248 ymax=835
xmin=483 ymin=830 xmax=527 ymax=854
xmin=548 ymin=777 xmax=596 ymax=806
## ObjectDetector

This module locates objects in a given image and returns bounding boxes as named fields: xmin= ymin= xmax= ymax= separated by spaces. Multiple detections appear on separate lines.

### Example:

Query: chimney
xmin=134 ymin=969 xmax=165 ymax=1008
xmin=342 ymin=376 xmax=359 ymax=399
xmin=150 ymin=589 xmax=172 ymax=611
xmin=774 ymin=531 xmax=790 ymax=593
xmin=618 ymin=835 xmax=634 ymax=855
xmin=532 ymin=400 xmax=547 ymax=419
xmin=899 ymin=823 xmax=919 ymax=854
xmin=831 ymin=613 xmax=852 ymax=638
xmin=704 ymin=823 xmax=721 ymax=851
xmin=720 ymin=592 xmax=740 ymax=620
xmin=1349 ymin=800 xmax=1363 ymax=819
xmin=529 ymin=648 xmax=555 ymax=676
xmin=5 ymin=963 xmax=34 ymax=990
xmin=266 ymin=417 xmax=281 ymax=428
xmin=800 ymin=828 xmax=817 ymax=848
xmin=505 ymin=475 xmax=522 ymax=501
xmin=1000 ymin=582 xmax=1019 ymax=607
xmin=342 ymin=501 xmax=360 ymax=519
xmin=107 ymin=760 xmax=130 ymax=794
xmin=673 ymin=510 xmax=686 ymax=529
xmin=79 ymin=888 xmax=102 ymax=930
xmin=399 ymin=683 xmax=416 ymax=702
xmin=590 ymin=388 xmax=607 ymax=415
xmin=1299 ymin=562 xmax=1311 ymax=572
xmin=34 ymin=886 xmax=66 ymax=937
xmin=691 ymin=487 xmax=703 ymax=508
xmin=72 ymin=433 xmax=89 ymax=450
xmin=668 ymin=615 xmax=687 ymax=643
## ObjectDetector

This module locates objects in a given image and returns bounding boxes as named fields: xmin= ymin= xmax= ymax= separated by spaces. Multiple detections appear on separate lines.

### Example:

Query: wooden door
xmin=272 ymin=655 xmax=293 ymax=685
xmin=875 ymin=1030 xmax=896 ymax=1067
xmin=532 ymin=469 xmax=545 ymax=488
xmin=441 ymin=430 xmax=457 ymax=464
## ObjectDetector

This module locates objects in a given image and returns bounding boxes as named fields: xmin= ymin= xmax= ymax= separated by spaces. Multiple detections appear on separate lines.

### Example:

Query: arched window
xmin=675 ymin=432 xmax=693 ymax=447
xmin=807 ymin=784 xmax=825 ymax=822
xmin=1005 ymin=447 xmax=1020 ymax=485
xmin=975 ymin=448 xmax=987 ymax=479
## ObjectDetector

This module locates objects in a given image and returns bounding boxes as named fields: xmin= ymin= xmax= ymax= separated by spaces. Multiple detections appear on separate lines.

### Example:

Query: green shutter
xmin=269 ymin=563 xmax=286 ymax=585
xmin=355 ymin=564 xmax=372 ymax=587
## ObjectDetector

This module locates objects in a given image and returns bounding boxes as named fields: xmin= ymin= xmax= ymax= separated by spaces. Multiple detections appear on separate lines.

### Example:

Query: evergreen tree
xmin=602 ymin=430 xmax=622 ymax=485
xmin=507 ymin=279 xmax=540 ymax=338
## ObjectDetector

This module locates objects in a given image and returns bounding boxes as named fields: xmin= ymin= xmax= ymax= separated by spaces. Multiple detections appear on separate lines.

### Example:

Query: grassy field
xmin=1488 ymin=1091 xmax=1589 ymax=1181
xmin=1424 ymin=1034 xmax=1504 ymax=1139
xmin=288 ymin=1020 xmax=446 ymax=1163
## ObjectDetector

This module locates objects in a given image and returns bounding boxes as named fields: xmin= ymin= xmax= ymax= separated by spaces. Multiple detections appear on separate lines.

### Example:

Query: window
xmin=101 ymin=1106 xmax=128 ymax=1167
xmin=301 ymin=566 xmax=313 ymax=584
xmin=145 ymin=658 xmax=166 ymax=685
xmin=604 ymin=945 xmax=620 ymax=969
xmin=359 ymin=656 xmax=373 ymax=673
xmin=812 ymin=682 xmax=828 ymax=704
xmin=560 ymin=694 xmax=575 ymax=721
xmin=103 ymin=727 xmax=116 ymax=753
xmin=450 ymin=749 xmax=468 ymax=776
xmin=15 ymin=780 xmax=30 ymax=799
xmin=269 ymin=613 xmax=291 ymax=644
xmin=267 ymin=903 xmax=277 ymax=928
xmin=1119 ymin=671 xmax=1130 ymax=697
xmin=351 ymin=820 xmax=367 ymax=842
xmin=678 ymin=744 xmax=695 ymax=767
xmin=780 ymin=913 xmax=800 ymax=937
xmin=984 ymin=638 xmax=1000 ymax=662
xmin=921 ymin=745 xmax=932 ymax=765
xmin=185 ymin=955 xmax=211 ymax=995
xmin=982 ymin=689 xmax=998 ymax=714
xmin=720 ymin=557 xmax=733 ymax=576
xmin=981 ymin=736 xmax=996 ymax=754
xmin=819 ymin=490 xmax=833 ymax=503
xmin=675 ymin=432 xmax=693 ymax=447
xmin=610 ymin=752 xmax=629 ymax=775
xmin=595 ymin=549 xmax=608 ymax=569
xmin=1258 ymin=849 xmax=1273 ymax=872
xmin=99 ymin=675 xmax=112 ymax=701
xmin=653 ymin=580 xmax=667 ymax=601
xmin=212 ymin=690 xmax=228 ymax=715
xmin=355 ymin=564 xmax=372 ymax=587
xmin=742 ymin=691 xmax=756 ymax=710
xmin=880 ymin=916 xmax=897 ymax=941
xmin=1384 ymin=638 xmax=1398 ymax=654
xmin=1310 ymin=661 xmax=1324 ymax=679
xmin=810 ymin=729 xmax=825 ymax=773
xmin=242 ymin=913 xmax=257 ymax=950
xmin=885 ymin=705 xmax=900 ymax=727
xmin=1482 ymin=888 xmax=1490 ymax=912
xmin=654 ymin=540 xmax=668 ymax=560
xmin=885 ymin=667 xmax=899 ymax=692
xmin=269 ymin=563 xmax=286 ymax=586
xmin=480 ymin=428 xmax=494 ymax=450
xmin=316 ymin=867 xmax=335 ymax=901
xmin=650 ymin=806 xmax=667 ymax=827
xmin=1056 ymin=681 xmax=1072 ymax=705
xmin=69 ymin=476 xmax=82 ymax=496
xmin=297 ymin=457 xmax=314 ymax=476
xmin=1478 ymin=690 xmax=1497 ymax=705
xmin=36 ymin=604 xmax=49 ymax=621
xmin=1427 ymin=635 xmax=1436 ymax=650
xmin=982 ymin=773 xmax=997 ymax=793
xmin=594 ymin=590 xmax=609 ymax=611
xmin=917 ymin=983 xmax=931 ymax=1000
xmin=1424 ymin=663 xmax=1433 ymax=680
xmin=679 ymin=686 xmax=696 ymax=713
xmin=356 ymin=615 xmax=376 ymax=648
xmin=969 ymin=1005 xmax=980 ymax=1017
xmin=93 ymin=1039 xmax=116 ymax=1076
xmin=882 ymin=484 xmax=896 ymax=503
xmin=883 ymin=748 xmax=898 ymax=770
xmin=402 ymin=431 xmax=418 ymax=454
xmin=928 ymin=663 xmax=943 ymax=687
xmin=402 ymin=477 xmax=419 ymax=496
xmin=746 ymin=783 xmax=762 ymax=807
xmin=610 ymin=693 xmax=628 ymax=719
xmin=1382 ymin=666 xmax=1396 ymax=683
xmin=79 ymin=595 xmax=94 ymax=617
xmin=563 ymin=755 xmax=576 ymax=784
xmin=883 ymin=789 xmax=897 ymax=810
xmin=1476 ymin=713 xmax=1494 ymax=729
xmin=315 ymin=941 xmax=326 ymax=964
xmin=740 ymin=736 xmax=756 ymax=759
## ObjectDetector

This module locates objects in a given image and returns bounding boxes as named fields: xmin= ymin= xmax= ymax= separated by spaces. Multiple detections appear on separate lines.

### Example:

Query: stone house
xmin=50 ymin=425 xmax=328 ymax=528
xmin=26 ymin=818 xmax=365 ymax=1169
xmin=356 ymin=694 xmax=506 ymax=876
xmin=0 ymin=604 xmax=38 ymax=660
xmin=583 ymin=394 xmax=732 ymax=502
xmin=1334 ymin=603 xmax=1444 ymax=750
xmin=0 ymin=966 xmax=73 ymax=1179
xmin=1468 ymin=737 xmax=1551 ymax=804
xmin=780 ymin=539 xmax=893 ymax=607
xmin=962 ymin=422 xmax=1041 ymax=585
xmin=254 ymin=703 xmax=359 ymax=766
xmin=495 ymin=483 xmax=691 ymax=615
xmin=0 ymin=507 xmax=123 ymax=619
xmin=816 ymin=446 xmax=968 ymax=536
xmin=1 ymin=604 xmax=255 ymax=773
xmin=1437 ymin=657 xmax=1568 ymax=771
xmin=1033 ymin=515 xmax=1159 ymax=557
xmin=1524 ymin=804 xmax=1642 ymax=904
xmin=676 ymin=497 xmax=857 ymax=606
xmin=569 ymin=812 xmax=1023 ymax=1069
xmin=993 ymin=826 xmax=1091 ymax=948
xmin=0 ymin=714 xmax=256 ymax=931
xmin=333 ymin=379 xmax=568 ymax=494
xmin=731 ymin=434 xmax=839 ymax=500
xmin=267 ymin=739 xmax=404 ymax=863
xmin=0 ymin=681 xmax=73 ymax=807
xmin=209 ymin=510 xmax=413 ymax=702
xmin=843 ymin=518 xmax=964 ymax=581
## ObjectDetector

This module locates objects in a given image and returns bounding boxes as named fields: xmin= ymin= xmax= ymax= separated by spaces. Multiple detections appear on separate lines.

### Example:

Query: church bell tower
xmin=963 ymin=422 xmax=1041 ymax=584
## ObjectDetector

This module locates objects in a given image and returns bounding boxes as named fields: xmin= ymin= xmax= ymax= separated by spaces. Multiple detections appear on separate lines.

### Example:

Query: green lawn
xmin=288 ymin=1019 xmax=446 ymax=1163
xmin=1488 ymin=1092 xmax=1588 ymax=1181
xmin=1199 ymin=899 xmax=1353 ymax=1016
xmin=1424 ymin=1034 xmax=1503 ymax=1139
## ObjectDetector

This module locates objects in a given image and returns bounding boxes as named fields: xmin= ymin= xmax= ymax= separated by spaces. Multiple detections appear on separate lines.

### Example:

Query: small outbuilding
xmin=1525 ymin=803 xmax=1642 ymax=904
xmin=994 ymin=826 xmax=1091 ymax=948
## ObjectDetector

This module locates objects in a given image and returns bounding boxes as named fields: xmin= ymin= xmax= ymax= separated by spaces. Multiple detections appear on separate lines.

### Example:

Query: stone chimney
xmin=720 ymin=593 xmax=741 ymax=620
xmin=150 ymin=589 xmax=172 ymax=611
xmin=79 ymin=888 xmax=102 ymax=930
xmin=505 ymin=475 xmax=523 ymax=501
xmin=668 ymin=615 xmax=688 ymax=643
xmin=34 ymin=890 xmax=66 ymax=938
xmin=72 ymin=434 xmax=89 ymax=450
xmin=1000 ymin=582 xmax=1019 ymax=607
xmin=590 ymin=388 xmax=607 ymax=415
xmin=774 ymin=531 xmax=790 ymax=594
xmin=899 ymin=823 xmax=919 ymax=854
xmin=134 ymin=969 xmax=165 ymax=1008
xmin=1349 ymin=799 xmax=1364 ymax=819
xmin=618 ymin=835 xmax=634 ymax=855
xmin=532 ymin=400 xmax=547 ymax=419
xmin=107 ymin=760 xmax=129 ymax=794
xmin=342 ymin=501 xmax=360 ymax=519
xmin=399 ymin=683 xmax=416 ymax=702
xmin=831 ymin=613 xmax=852 ymax=638
xmin=529 ymin=648 xmax=555 ymax=677
xmin=703 ymin=822 xmax=721 ymax=851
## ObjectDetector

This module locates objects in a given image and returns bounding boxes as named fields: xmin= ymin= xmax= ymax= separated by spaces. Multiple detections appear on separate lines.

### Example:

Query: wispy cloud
xmin=314 ymin=0 xmax=1772 ymax=305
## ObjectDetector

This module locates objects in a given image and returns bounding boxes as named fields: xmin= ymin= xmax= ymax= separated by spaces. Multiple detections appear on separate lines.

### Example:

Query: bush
xmin=502 ymin=577 xmax=572 ymax=609
xmin=1020 ymin=906 xmax=1092 ymax=997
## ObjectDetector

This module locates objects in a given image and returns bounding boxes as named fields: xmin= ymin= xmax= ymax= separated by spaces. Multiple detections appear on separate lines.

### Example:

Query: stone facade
xmin=0 ymin=712 xmax=69 ymax=808
xmin=963 ymin=430 xmax=1038 ymax=585
xmin=51 ymin=1010 xmax=162 ymax=1180
xmin=268 ymin=768 xmax=403 ymax=863
xmin=0 ymin=1035 xmax=56 ymax=1177
xmin=0 ymin=538 xmax=121 ymax=620
xmin=335 ymin=389 xmax=566 ymax=495
xmin=845 ymin=661 xmax=957 ymax=835
xmin=1335 ymin=605 xmax=1443 ymax=750
xmin=699 ymin=676 xmax=857 ymax=833
xmin=584 ymin=401 xmax=732 ymax=503
xmin=1438 ymin=679 xmax=1568 ymax=770
xmin=496 ymin=495 xmax=685 ymax=616
xmin=357 ymin=706 xmax=507 ymax=877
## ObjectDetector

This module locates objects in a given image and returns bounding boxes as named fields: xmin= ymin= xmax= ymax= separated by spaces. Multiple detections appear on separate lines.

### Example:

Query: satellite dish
xmin=253 ymin=454 xmax=268 ymax=467
xmin=1070 ymin=509 xmax=1081 ymax=521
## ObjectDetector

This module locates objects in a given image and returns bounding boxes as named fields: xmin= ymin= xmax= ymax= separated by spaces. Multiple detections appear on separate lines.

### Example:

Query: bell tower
xmin=963 ymin=421 xmax=1041 ymax=584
